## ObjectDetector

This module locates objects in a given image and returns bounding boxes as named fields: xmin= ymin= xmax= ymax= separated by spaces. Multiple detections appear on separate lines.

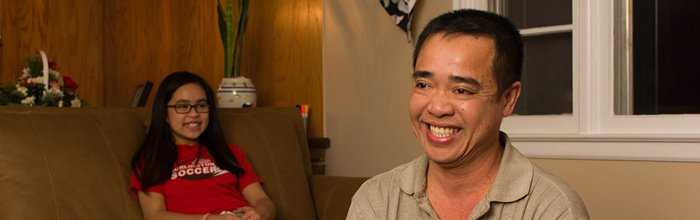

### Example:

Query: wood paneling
xmin=0 ymin=0 xmax=103 ymax=106
xmin=102 ymin=0 xmax=223 ymax=108
xmin=245 ymin=0 xmax=323 ymax=137
xmin=2 ymin=0 xmax=323 ymax=136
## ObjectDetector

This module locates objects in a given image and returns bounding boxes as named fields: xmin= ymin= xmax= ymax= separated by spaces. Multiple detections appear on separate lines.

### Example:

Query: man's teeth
xmin=430 ymin=125 xmax=459 ymax=137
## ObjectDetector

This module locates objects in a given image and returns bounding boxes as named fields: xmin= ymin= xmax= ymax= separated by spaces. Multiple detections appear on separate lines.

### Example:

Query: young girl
xmin=130 ymin=71 xmax=274 ymax=220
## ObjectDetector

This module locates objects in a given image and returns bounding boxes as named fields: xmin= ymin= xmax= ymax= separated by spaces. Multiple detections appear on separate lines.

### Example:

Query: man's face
xmin=410 ymin=33 xmax=520 ymax=167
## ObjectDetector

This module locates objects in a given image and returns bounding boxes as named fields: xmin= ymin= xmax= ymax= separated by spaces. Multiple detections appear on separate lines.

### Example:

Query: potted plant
xmin=216 ymin=0 xmax=256 ymax=108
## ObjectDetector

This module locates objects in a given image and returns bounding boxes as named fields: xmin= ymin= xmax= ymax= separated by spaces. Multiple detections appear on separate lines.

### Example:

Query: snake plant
xmin=218 ymin=0 xmax=249 ymax=78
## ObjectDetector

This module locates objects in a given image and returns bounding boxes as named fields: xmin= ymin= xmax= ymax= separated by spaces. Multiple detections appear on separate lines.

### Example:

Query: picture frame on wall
xmin=130 ymin=81 xmax=153 ymax=107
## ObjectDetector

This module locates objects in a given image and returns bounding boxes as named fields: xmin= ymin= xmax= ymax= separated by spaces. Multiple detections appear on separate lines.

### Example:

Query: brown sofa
xmin=0 ymin=106 xmax=367 ymax=219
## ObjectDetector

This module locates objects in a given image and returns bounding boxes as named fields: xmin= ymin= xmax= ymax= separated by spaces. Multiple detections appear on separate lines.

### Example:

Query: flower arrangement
xmin=0 ymin=52 xmax=85 ymax=107
xmin=218 ymin=0 xmax=249 ymax=78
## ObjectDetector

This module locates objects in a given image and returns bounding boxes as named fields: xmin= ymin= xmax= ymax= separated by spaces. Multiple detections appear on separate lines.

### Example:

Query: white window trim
xmin=454 ymin=0 xmax=700 ymax=162
xmin=452 ymin=0 xmax=488 ymax=11
xmin=519 ymin=24 xmax=573 ymax=36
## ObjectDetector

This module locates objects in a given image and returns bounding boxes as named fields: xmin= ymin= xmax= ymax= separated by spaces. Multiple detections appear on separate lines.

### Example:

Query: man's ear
xmin=501 ymin=81 xmax=522 ymax=117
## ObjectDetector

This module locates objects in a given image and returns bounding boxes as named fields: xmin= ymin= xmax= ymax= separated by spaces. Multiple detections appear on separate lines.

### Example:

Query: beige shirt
xmin=347 ymin=133 xmax=589 ymax=220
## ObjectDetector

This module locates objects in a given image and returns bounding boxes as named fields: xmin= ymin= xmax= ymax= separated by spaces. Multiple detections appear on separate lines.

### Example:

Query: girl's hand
xmin=208 ymin=213 xmax=241 ymax=220
xmin=234 ymin=206 xmax=262 ymax=220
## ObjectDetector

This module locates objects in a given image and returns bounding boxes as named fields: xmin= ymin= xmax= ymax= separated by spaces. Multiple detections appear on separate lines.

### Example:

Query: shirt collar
xmin=486 ymin=132 xmax=533 ymax=202
xmin=399 ymin=154 xmax=428 ymax=198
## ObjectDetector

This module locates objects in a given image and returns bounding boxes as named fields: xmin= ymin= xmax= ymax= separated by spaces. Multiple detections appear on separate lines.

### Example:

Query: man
xmin=347 ymin=9 xmax=589 ymax=219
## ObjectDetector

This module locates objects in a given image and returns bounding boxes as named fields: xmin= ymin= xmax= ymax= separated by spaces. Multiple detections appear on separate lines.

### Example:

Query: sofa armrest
xmin=310 ymin=175 xmax=368 ymax=220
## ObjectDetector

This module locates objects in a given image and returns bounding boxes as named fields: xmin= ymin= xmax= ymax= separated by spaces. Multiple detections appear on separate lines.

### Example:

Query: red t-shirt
xmin=130 ymin=143 xmax=260 ymax=214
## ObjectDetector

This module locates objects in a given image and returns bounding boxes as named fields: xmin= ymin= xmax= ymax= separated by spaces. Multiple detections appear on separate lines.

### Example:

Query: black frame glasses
xmin=167 ymin=103 xmax=210 ymax=114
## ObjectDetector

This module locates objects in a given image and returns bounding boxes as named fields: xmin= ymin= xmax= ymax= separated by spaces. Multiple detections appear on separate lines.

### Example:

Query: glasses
xmin=167 ymin=103 xmax=210 ymax=114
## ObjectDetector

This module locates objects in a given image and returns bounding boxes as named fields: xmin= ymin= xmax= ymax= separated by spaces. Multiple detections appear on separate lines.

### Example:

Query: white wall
xmin=323 ymin=0 xmax=452 ymax=177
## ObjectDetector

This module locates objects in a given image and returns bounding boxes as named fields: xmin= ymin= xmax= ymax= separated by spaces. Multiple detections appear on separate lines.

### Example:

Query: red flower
xmin=48 ymin=61 xmax=59 ymax=70
xmin=63 ymin=76 xmax=79 ymax=93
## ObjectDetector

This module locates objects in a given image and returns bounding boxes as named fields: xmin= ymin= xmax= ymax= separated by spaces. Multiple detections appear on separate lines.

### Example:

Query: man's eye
xmin=415 ymin=82 xmax=428 ymax=89
xmin=455 ymin=88 xmax=475 ymax=95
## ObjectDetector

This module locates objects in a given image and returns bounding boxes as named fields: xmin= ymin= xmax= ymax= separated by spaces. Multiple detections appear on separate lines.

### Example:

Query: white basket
xmin=36 ymin=50 xmax=50 ymax=90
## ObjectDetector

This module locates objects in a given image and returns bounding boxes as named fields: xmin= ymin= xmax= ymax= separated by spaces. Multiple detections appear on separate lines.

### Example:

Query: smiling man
xmin=347 ymin=9 xmax=589 ymax=220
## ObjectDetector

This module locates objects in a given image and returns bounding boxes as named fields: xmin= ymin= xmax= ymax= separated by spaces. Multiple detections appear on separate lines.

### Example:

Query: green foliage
xmin=218 ymin=0 xmax=249 ymax=78
xmin=27 ymin=55 xmax=42 ymax=77
xmin=0 ymin=85 xmax=12 ymax=105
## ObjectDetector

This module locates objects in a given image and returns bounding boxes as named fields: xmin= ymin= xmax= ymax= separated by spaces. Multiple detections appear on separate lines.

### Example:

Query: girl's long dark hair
xmin=130 ymin=71 xmax=244 ymax=191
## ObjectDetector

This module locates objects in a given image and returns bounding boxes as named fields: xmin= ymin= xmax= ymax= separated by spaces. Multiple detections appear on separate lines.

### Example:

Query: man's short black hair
xmin=413 ymin=9 xmax=523 ymax=96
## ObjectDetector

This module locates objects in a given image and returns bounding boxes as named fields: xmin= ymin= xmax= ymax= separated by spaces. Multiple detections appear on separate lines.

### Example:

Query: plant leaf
xmin=218 ymin=0 xmax=235 ymax=78
xmin=233 ymin=0 xmax=249 ymax=78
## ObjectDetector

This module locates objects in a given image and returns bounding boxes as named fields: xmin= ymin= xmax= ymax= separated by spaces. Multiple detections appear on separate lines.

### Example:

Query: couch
xmin=0 ymin=106 xmax=367 ymax=220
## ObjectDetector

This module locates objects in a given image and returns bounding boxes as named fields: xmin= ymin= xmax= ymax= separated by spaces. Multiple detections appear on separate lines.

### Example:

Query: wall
xmin=324 ymin=0 xmax=450 ymax=178
xmin=532 ymin=158 xmax=700 ymax=220
xmin=1 ymin=0 xmax=323 ymax=136
xmin=100 ymin=1 xmax=207 ymax=110
xmin=324 ymin=1 xmax=700 ymax=219
xmin=102 ymin=0 xmax=223 ymax=108
xmin=0 ymin=0 xmax=104 ymax=106
xmin=244 ymin=0 xmax=323 ymax=137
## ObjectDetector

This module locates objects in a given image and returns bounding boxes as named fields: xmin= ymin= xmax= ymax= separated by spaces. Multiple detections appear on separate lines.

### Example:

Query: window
xmin=454 ymin=0 xmax=700 ymax=162
xmin=507 ymin=0 xmax=573 ymax=116
xmin=616 ymin=0 xmax=700 ymax=115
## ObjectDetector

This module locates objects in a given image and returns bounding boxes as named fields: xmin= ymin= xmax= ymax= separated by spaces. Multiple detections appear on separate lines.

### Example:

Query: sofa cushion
xmin=0 ymin=108 xmax=145 ymax=220
xmin=218 ymin=107 xmax=316 ymax=220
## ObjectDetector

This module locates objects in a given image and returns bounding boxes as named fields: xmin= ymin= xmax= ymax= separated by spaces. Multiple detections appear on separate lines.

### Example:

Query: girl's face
xmin=166 ymin=83 xmax=210 ymax=145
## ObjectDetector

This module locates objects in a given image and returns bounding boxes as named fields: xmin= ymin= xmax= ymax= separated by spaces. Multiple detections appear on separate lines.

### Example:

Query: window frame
xmin=454 ymin=0 xmax=700 ymax=162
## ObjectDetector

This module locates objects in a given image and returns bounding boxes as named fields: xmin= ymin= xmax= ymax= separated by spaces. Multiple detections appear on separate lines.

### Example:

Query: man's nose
xmin=427 ymin=91 xmax=455 ymax=118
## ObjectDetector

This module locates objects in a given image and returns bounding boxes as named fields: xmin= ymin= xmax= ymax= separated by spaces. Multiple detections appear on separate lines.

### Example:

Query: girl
xmin=130 ymin=71 xmax=274 ymax=220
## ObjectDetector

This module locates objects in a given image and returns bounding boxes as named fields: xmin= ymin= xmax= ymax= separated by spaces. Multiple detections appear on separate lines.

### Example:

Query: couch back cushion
xmin=0 ymin=107 xmax=315 ymax=219
xmin=218 ymin=107 xmax=316 ymax=220
xmin=0 ymin=108 xmax=145 ymax=220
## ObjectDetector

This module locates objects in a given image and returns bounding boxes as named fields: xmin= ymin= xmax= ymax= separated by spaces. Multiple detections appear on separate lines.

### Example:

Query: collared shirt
xmin=347 ymin=132 xmax=589 ymax=220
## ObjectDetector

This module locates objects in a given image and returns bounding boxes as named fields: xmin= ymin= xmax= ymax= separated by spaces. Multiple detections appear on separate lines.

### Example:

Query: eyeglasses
xmin=167 ymin=103 xmax=210 ymax=114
